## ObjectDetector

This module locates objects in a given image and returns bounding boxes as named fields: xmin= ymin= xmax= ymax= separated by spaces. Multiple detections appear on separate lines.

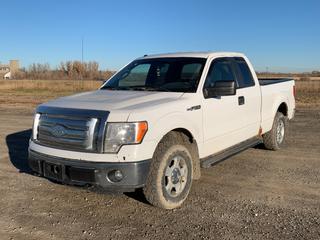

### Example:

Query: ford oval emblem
xmin=51 ymin=125 xmax=66 ymax=137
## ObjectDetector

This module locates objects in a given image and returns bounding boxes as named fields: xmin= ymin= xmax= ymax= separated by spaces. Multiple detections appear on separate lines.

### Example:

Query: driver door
xmin=202 ymin=57 xmax=247 ymax=157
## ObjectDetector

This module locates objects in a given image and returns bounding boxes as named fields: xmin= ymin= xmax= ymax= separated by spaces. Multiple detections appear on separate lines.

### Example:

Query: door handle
xmin=238 ymin=96 xmax=245 ymax=105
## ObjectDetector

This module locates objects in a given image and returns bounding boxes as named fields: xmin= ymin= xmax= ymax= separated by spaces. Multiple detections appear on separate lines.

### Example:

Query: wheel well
xmin=162 ymin=128 xmax=201 ymax=180
xmin=278 ymin=102 xmax=288 ymax=116
xmin=172 ymin=128 xmax=194 ymax=144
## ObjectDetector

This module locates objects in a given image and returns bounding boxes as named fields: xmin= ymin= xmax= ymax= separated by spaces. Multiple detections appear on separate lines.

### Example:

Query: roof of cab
xmin=138 ymin=51 xmax=245 ymax=59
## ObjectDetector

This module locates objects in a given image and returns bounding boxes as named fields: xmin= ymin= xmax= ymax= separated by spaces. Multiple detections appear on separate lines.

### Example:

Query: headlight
xmin=32 ymin=113 xmax=41 ymax=140
xmin=104 ymin=121 xmax=148 ymax=153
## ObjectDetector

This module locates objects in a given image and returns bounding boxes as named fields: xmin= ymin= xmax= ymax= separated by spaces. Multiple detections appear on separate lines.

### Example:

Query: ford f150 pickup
xmin=28 ymin=52 xmax=295 ymax=209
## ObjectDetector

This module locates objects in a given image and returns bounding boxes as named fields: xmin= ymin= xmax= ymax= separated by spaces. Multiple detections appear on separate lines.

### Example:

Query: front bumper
xmin=28 ymin=150 xmax=151 ymax=191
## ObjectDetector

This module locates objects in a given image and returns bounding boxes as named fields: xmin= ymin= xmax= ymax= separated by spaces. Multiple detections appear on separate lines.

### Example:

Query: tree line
xmin=14 ymin=61 xmax=114 ymax=80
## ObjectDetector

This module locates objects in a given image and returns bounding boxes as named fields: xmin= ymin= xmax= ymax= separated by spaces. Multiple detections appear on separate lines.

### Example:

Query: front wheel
xmin=143 ymin=134 xmax=193 ymax=209
xmin=262 ymin=112 xmax=288 ymax=150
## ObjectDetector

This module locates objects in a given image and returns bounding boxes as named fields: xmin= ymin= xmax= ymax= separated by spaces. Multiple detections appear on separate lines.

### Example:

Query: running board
xmin=200 ymin=138 xmax=262 ymax=168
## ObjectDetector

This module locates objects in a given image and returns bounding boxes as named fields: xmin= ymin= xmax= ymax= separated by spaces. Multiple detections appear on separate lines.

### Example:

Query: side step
xmin=200 ymin=138 xmax=262 ymax=168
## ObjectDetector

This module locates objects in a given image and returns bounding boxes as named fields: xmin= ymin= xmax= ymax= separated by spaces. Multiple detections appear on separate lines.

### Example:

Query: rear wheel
xmin=143 ymin=133 xmax=193 ymax=209
xmin=263 ymin=112 xmax=288 ymax=150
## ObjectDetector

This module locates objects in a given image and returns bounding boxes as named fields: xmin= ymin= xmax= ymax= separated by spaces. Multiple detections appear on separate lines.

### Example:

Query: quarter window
xmin=233 ymin=57 xmax=255 ymax=88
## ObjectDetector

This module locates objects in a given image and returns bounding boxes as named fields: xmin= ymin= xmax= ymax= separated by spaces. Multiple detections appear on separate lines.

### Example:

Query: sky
xmin=0 ymin=0 xmax=319 ymax=72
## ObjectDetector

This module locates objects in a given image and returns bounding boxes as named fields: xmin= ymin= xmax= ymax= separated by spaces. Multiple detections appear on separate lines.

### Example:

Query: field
xmin=0 ymin=80 xmax=102 ymax=110
xmin=0 ymin=78 xmax=320 ymax=239
xmin=0 ymin=77 xmax=319 ymax=110
xmin=291 ymin=78 xmax=320 ymax=106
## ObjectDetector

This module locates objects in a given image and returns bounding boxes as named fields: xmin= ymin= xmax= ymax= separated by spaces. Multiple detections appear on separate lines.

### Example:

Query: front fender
xmin=147 ymin=111 xmax=202 ymax=153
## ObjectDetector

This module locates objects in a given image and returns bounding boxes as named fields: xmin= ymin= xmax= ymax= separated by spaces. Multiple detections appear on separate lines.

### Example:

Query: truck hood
xmin=42 ymin=90 xmax=184 ymax=112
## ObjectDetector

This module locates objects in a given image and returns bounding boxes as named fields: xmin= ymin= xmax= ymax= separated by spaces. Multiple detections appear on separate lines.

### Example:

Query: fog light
xmin=107 ymin=169 xmax=123 ymax=182
xmin=114 ymin=170 xmax=123 ymax=181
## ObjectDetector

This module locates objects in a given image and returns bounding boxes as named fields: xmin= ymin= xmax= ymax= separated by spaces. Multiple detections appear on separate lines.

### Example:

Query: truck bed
xmin=258 ymin=78 xmax=294 ymax=86
xmin=259 ymin=78 xmax=295 ymax=135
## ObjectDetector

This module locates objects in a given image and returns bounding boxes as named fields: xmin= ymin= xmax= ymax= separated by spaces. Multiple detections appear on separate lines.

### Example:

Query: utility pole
xmin=81 ymin=36 xmax=84 ymax=64
xmin=80 ymin=36 xmax=84 ymax=81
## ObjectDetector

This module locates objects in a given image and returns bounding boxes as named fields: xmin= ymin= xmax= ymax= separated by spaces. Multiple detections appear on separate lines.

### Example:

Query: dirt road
xmin=0 ymin=107 xmax=319 ymax=240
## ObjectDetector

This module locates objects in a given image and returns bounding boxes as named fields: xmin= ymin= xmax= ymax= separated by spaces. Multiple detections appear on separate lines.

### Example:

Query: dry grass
xmin=0 ymin=80 xmax=101 ymax=110
xmin=294 ymin=79 xmax=320 ymax=107
xmin=0 ymin=79 xmax=101 ymax=92
xmin=0 ymin=78 xmax=319 ymax=110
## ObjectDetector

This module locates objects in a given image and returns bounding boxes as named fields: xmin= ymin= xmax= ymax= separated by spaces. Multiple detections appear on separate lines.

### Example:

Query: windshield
xmin=101 ymin=57 xmax=207 ymax=92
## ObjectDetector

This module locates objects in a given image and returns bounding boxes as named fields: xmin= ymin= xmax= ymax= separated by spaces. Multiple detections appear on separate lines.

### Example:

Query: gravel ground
xmin=0 ymin=107 xmax=319 ymax=240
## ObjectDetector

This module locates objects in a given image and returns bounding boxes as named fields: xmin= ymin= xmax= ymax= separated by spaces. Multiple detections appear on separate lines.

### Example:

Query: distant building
xmin=0 ymin=60 xmax=19 ymax=79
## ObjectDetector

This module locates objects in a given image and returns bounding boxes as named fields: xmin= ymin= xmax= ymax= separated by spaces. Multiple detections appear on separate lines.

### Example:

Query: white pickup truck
xmin=29 ymin=52 xmax=295 ymax=209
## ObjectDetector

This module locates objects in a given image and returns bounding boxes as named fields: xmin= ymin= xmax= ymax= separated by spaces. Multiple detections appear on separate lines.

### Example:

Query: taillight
xmin=293 ymin=85 xmax=296 ymax=98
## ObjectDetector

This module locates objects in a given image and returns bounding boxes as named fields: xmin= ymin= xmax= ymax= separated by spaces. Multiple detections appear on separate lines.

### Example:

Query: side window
xmin=233 ymin=57 xmax=255 ymax=88
xmin=119 ymin=63 xmax=151 ymax=87
xmin=204 ymin=58 xmax=235 ymax=88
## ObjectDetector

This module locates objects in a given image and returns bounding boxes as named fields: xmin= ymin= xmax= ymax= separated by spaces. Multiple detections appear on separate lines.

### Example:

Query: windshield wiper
xmin=101 ymin=86 xmax=117 ymax=90
xmin=142 ymin=86 xmax=174 ymax=92
xmin=101 ymin=86 xmax=131 ymax=90
xmin=102 ymin=85 xmax=175 ymax=92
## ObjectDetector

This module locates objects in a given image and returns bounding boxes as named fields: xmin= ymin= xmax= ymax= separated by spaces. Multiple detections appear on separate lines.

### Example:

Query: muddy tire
xmin=263 ymin=112 xmax=288 ymax=150
xmin=143 ymin=132 xmax=193 ymax=209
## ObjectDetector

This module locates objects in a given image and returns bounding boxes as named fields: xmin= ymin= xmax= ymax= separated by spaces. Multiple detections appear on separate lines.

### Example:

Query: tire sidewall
xmin=274 ymin=112 xmax=288 ymax=149
xmin=161 ymin=147 xmax=193 ymax=204
xmin=154 ymin=145 xmax=193 ymax=209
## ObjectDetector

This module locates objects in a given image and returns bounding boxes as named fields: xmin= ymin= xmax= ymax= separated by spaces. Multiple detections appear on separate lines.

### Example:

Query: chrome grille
xmin=37 ymin=114 xmax=98 ymax=151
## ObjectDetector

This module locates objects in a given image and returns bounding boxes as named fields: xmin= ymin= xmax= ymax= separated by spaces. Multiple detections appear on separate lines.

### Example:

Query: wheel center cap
xmin=171 ymin=168 xmax=181 ymax=184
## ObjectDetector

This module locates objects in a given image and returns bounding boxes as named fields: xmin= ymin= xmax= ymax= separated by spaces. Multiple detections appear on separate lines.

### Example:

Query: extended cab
xmin=28 ymin=52 xmax=295 ymax=209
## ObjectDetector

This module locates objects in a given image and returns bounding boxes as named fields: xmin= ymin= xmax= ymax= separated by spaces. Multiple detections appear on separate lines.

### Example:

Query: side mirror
xmin=204 ymin=80 xmax=236 ymax=98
